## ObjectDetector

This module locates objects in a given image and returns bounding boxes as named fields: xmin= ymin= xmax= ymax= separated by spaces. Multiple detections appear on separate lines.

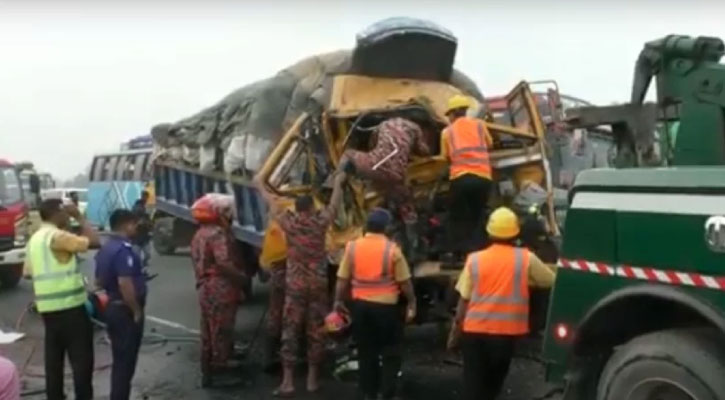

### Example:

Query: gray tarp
xmin=151 ymin=50 xmax=483 ymax=175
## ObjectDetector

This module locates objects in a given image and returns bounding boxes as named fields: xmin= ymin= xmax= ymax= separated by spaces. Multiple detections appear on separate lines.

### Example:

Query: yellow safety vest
xmin=28 ymin=225 xmax=86 ymax=313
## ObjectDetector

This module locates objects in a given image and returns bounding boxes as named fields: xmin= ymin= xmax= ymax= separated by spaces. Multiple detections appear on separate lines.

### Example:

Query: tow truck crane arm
xmin=565 ymin=35 xmax=725 ymax=167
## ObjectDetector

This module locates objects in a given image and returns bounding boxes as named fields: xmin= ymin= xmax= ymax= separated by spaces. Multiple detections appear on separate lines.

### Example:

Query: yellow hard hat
xmin=486 ymin=207 xmax=520 ymax=239
xmin=446 ymin=94 xmax=473 ymax=114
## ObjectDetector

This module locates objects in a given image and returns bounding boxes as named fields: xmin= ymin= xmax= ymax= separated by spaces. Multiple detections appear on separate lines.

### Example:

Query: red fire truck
xmin=0 ymin=159 xmax=30 ymax=288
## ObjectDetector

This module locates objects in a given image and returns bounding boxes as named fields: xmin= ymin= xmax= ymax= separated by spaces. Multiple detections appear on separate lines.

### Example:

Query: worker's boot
xmin=263 ymin=336 xmax=282 ymax=374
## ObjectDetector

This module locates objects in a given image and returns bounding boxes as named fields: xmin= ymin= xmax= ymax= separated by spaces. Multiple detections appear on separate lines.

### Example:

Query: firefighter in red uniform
xmin=189 ymin=194 xmax=247 ymax=387
xmin=340 ymin=117 xmax=430 ymax=259
xmin=257 ymin=172 xmax=347 ymax=396
xmin=448 ymin=207 xmax=555 ymax=400
xmin=334 ymin=208 xmax=417 ymax=400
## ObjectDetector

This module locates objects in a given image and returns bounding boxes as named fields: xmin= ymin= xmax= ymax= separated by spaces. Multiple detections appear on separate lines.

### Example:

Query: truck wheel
xmin=597 ymin=329 xmax=725 ymax=400
xmin=153 ymin=217 xmax=176 ymax=255
xmin=0 ymin=264 xmax=23 ymax=288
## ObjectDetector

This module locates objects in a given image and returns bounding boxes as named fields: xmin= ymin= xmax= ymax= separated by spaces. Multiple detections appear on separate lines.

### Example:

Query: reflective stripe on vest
xmin=29 ymin=226 xmax=86 ymax=313
xmin=463 ymin=245 xmax=530 ymax=335
xmin=347 ymin=236 xmax=399 ymax=300
xmin=447 ymin=118 xmax=492 ymax=177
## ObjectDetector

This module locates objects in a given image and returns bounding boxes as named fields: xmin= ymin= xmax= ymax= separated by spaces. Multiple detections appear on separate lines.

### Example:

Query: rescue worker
xmin=259 ymin=217 xmax=287 ymax=373
xmin=441 ymin=95 xmax=494 ymax=256
xmin=263 ymin=258 xmax=285 ymax=373
xmin=340 ymin=116 xmax=430 ymax=260
xmin=95 ymin=209 xmax=147 ymax=400
xmin=333 ymin=208 xmax=417 ymax=400
xmin=24 ymin=199 xmax=100 ymax=400
xmin=257 ymin=171 xmax=346 ymax=396
xmin=448 ymin=207 xmax=555 ymax=400
xmin=190 ymin=194 xmax=247 ymax=387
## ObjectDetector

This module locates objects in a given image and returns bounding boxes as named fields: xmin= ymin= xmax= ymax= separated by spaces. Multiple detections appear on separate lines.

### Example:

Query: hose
xmin=13 ymin=300 xmax=200 ymax=382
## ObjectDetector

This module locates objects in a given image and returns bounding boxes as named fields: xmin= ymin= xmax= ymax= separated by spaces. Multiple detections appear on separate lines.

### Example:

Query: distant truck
xmin=16 ymin=162 xmax=54 ymax=210
xmin=0 ymin=159 xmax=31 ymax=288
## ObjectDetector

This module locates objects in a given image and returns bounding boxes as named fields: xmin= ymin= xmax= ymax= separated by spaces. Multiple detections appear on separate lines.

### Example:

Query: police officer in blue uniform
xmin=95 ymin=209 xmax=147 ymax=400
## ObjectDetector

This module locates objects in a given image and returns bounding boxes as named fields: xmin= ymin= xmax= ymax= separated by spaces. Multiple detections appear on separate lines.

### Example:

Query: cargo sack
xmin=199 ymin=145 xmax=217 ymax=173
xmin=182 ymin=145 xmax=200 ymax=166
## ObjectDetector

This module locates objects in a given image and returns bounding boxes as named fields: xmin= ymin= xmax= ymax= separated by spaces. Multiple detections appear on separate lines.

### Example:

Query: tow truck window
xmin=0 ymin=168 xmax=23 ymax=205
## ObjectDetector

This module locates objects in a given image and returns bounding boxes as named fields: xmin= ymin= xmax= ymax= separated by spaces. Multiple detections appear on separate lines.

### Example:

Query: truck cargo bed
xmin=153 ymin=161 xmax=267 ymax=247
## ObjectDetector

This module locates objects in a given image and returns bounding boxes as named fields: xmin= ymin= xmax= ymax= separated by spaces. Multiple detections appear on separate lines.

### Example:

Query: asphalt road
xmin=0 ymin=250 xmax=562 ymax=400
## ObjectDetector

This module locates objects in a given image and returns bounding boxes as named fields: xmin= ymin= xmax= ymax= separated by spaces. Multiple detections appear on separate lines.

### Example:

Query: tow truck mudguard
xmin=562 ymin=284 xmax=725 ymax=399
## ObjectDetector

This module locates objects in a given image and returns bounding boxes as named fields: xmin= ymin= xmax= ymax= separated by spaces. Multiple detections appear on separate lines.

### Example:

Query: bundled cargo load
xmin=151 ymin=17 xmax=483 ymax=176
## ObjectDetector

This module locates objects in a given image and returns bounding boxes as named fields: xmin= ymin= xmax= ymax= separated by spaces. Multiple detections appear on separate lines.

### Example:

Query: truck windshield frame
xmin=0 ymin=166 xmax=23 ymax=205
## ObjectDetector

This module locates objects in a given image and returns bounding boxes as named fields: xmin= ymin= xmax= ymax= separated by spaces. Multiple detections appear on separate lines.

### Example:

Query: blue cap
xmin=367 ymin=208 xmax=392 ymax=227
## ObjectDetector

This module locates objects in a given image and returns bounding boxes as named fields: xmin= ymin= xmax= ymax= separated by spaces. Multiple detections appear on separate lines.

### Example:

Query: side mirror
xmin=29 ymin=175 xmax=40 ymax=195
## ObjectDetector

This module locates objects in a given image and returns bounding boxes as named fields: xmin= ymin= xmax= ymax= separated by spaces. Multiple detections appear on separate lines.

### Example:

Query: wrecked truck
xmin=151 ymin=17 xmax=559 ymax=326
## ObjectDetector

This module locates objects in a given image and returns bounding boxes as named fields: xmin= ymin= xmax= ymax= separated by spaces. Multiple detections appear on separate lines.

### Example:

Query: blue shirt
xmin=95 ymin=235 xmax=147 ymax=305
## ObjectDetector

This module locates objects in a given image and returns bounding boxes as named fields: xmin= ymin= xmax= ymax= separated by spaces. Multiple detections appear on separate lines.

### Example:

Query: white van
xmin=41 ymin=188 xmax=88 ymax=215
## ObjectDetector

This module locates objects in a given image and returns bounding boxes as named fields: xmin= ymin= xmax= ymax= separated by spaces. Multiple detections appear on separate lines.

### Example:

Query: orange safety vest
xmin=345 ymin=235 xmax=399 ymax=300
xmin=446 ymin=117 xmax=492 ymax=179
xmin=463 ymin=244 xmax=530 ymax=335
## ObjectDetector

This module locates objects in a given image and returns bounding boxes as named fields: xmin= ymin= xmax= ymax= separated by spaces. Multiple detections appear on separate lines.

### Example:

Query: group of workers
xmin=20 ymin=192 xmax=151 ymax=400
xmin=15 ymin=93 xmax=555 ymax=400
xmin=253 ymin=94 xmax=555 ymax=400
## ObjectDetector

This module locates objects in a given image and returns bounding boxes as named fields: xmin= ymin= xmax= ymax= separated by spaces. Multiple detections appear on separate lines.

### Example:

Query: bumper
xmin=0 ymin=247 xmax=25 ymax=266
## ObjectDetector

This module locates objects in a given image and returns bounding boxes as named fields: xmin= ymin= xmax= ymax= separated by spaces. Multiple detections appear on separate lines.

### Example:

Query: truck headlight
xmin=14 ymin=219 xmax=28 ymax=246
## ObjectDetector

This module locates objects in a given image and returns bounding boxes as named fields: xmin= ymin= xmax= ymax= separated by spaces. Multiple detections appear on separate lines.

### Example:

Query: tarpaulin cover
xmin=352 ymin=17 xmax=458 ymax=82
xmin=151 ymin=18 xmax=483 ymax=175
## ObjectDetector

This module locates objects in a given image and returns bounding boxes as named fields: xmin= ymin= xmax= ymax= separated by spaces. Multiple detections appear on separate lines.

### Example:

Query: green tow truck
xmin=543 ymin=35 xmax=725 ymax=400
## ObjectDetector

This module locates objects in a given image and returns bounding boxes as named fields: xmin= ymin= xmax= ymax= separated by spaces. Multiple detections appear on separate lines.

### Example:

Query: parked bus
xmin=87 ymin=148 xmax=153 ymax=230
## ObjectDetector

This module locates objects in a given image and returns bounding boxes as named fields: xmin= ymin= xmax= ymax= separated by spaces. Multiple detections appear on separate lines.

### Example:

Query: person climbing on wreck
xmin=189 ymin=194 xmax=248 ymax=387
xmin=339 ymin=115 xmax=430 ymax=261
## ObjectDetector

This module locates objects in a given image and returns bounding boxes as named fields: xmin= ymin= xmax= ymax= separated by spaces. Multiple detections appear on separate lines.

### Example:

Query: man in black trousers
xmin=95 ymin=209 xmax=147 ymax=400
xmin=334 ymin=209 xmax=417 ymax=400
xmin=24 ymin=199 xmax=100 ymax=400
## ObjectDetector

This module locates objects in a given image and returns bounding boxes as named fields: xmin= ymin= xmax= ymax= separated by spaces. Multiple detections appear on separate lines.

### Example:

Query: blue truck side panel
xmin=154 ymin=163 xmax=268 ymax=248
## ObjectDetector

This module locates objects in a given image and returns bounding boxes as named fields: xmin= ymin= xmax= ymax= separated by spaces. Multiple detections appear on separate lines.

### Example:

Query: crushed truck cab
xmin=256 ymin=75 xmax=557 ymax=324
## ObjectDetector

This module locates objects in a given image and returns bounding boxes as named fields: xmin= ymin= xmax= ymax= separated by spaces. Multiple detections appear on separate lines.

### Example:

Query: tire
xmin=597 ymin=329 xmax=725 ymax=400
xmin=0 ymin=263 xmax=23 ymax=289
xmin=153 ymin=217 xmax=176 ymax=255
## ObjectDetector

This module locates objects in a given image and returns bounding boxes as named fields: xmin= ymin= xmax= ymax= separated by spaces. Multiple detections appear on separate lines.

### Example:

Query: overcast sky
xmin=2 ymin=0 xmax=724 ymax=179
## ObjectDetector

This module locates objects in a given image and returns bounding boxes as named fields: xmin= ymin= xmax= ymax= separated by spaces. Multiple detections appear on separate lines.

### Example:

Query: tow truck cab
xmin=543 ymin=35 xmax=725 ymax=400
xmin=0 ymin=159 xmax=30 ymax=288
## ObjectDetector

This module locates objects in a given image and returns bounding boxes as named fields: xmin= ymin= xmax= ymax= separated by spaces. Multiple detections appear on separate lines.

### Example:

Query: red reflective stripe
xmin=665 ymin=270 xmax=681 ymax=285
xmin=558 ymin=258 xmax=725 ymax=291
